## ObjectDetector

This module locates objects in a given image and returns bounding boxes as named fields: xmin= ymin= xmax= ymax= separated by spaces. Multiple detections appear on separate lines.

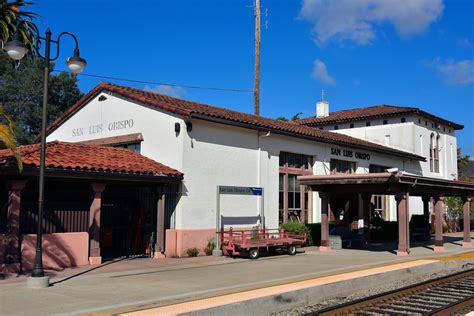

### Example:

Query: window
xmin=334 ymin=125 xmax=339 ymax=130
xmin=369 ymin=164 xmax=390 ymax=173
xmin=350 ymin=123 xmax=354 ymax=128
xmin=425 ymin=121 xmax=428 ymax=126
xmin=418 ymin=119 xmax=421 ymax=124
xmin=114 ymin=142 xmax=141 ymax=153
xmin=383 ymin=120 xmax=388 ymax=125
xmin=401 ymin=118 xmax=406 ymax=123
xmin=279 ymin=152 xmax=313 ymax=223
xmin=319 ymin=127 xmax=323 ymax=130
xmin=430 ymin=133 xmax=440 ymax=173
xmin=366 ymin=122 xmax=371 ymax=127
xmin=280 ymin=152 xmax=313 ymax=170
xmin=330 ymin=159 xmax=356 ymax=174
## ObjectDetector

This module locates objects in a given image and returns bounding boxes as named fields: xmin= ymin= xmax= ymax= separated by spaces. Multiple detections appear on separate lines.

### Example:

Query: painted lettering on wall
xmin=331 ymin=147 xmax=371 ymax=161
xmin=108 ymin=119 xmax=134 ymax=131
xmin=71 ymin=119 xmax=134 ymax=137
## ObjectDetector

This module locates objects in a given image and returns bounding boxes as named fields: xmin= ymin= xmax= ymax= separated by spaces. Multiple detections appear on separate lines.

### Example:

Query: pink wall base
xmin=21 ymin=232 xmax=89 ymax=270
xmin=89 ymin=256 xmax=102 ymax=265
xmin=165 ymin=229 xmax=216 ymax=257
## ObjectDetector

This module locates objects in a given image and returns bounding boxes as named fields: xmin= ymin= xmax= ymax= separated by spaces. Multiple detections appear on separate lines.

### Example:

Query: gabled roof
xmin=295 ymin=105 xmax=464 ymax=130
xmin=46 ymin=83 xmax=425 ymax=161
xmin=0 ymin=141 xmax=182 ymax=178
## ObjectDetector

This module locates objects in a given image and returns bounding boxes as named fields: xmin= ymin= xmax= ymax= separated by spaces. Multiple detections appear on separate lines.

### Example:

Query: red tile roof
xmin=0 ymin=141 xmax=182 ymax=178
xmin=295 ymin=105 xmax=463 ymax=129
xmin=46 ymin=83 xmax=425 ymax=161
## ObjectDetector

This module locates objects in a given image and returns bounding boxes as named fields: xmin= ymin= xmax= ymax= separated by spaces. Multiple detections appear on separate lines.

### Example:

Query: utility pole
xmin=254 ymin=0 xmax=261 ymax=116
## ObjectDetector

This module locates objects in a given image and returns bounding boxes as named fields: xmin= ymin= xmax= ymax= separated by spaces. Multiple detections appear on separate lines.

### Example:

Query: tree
xmin=0 ymin=0 xmax=38 ymax=53
xmin=0 ymin=0 xmax=39 ymax=167
xmin=276 ymin=112 xmax=304 ymax=122
xmin=457 ymin=148 xmax=471 ymax=180
xmin=0 ymin=51 xmax=83 ymax=144
xmin=445 ymin=148 xmax=473 ymax=218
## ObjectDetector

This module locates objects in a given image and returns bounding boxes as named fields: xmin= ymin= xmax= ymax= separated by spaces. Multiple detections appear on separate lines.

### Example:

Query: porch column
xmin=422 ymin=196 xmax=431 ymax=240
xmin=283 ymin=174 xmax=288 ymax=223
xmin=462 ymin=196 xmax=472 ymax=247
xmin=300 ymin=184 xmax=306 ymax=223
xmin=89 ymin=183 xmax=106 ymax=265
xmin=3 ymin=180 xmax=27 ymax=267
xmin=154 ymin=186 xmax=166 ymax=258
xmin=395 ymin=192 xmax=410 ymax=256
xmin=433 ymin=194 xmax=445 ymax=252
xmin=319 ymin=192 xmax=330 ymax=252
xmin=361 ymin=194 xmax=371 ymax=240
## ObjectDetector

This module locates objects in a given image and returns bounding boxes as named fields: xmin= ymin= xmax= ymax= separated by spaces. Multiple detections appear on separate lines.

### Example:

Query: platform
xmin=0 ymin=233 xmax=472 ymax=315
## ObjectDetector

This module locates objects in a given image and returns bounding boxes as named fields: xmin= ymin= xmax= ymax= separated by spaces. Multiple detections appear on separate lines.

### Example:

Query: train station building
xmin=1 ymin=82 xmax=472 ymax=271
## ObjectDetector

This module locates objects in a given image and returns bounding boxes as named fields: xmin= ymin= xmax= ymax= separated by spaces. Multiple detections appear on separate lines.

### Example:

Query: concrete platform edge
xmin=183 ymin=259 xmax=474 ymax=316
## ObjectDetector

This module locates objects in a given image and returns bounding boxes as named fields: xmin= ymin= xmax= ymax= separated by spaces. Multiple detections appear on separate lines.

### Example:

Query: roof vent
xmin=316 ymin=90 xmax=329 ymax=118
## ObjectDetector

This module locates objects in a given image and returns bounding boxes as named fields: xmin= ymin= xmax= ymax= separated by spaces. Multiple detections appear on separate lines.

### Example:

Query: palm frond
xmin=0 ymin=106 xmax=23 ymax=171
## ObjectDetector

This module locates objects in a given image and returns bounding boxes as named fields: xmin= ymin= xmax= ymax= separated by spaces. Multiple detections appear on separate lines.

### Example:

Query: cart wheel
xmin=249 ymin=248 xmax=259 ymax=259
xmin=288 ymin=245 xmax=297 ymax=256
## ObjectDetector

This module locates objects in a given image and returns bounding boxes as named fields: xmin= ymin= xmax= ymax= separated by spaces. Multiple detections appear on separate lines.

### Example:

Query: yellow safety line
xmin=119 ymin=260 xmax=438 ymax=316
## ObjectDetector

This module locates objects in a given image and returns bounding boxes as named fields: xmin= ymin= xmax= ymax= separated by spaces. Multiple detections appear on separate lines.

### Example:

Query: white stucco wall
xmin=47 ymin=92 xmax=186 ymax=172
xmin=47 ymin=94 xmax=454 ymax=229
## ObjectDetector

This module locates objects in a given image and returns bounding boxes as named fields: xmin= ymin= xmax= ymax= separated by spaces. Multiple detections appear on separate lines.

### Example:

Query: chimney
xmin=316 ymin=90 xmax=329 ymax=117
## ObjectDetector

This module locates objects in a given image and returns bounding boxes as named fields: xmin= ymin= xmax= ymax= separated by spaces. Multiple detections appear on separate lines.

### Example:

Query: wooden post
xmin=253 ymin=0 xmax=261 ymax=116
xmin=319 ymin=192 xmax=330 ymax=252
xmin=395 ymin=192 xmax=410 ymax=256
xmin=300 ymin=184 xmax=306 ymax=223
xmin=433 ymin=195 xmax=445 ymax=252
xmin=462 ymin=196 xmax=472 ymax=247
xmin=283 ymin=173 xmax=288 ymax=223
xmin=89 ymin=183 xmax=106 ymax=265
xmin=422 ymin=196 xmax=431 ymax=240
xmin=361 ymin=194 xmax=371 ymax=241
xmin=3 ymin=180 xmax=27 ymax=269
xmin=155 ymin=187 xmax=166 ymax=258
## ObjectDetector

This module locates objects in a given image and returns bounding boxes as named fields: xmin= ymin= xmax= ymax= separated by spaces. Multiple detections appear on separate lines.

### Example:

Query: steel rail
xmin=304 ymin=269 xmax=474 ymax=316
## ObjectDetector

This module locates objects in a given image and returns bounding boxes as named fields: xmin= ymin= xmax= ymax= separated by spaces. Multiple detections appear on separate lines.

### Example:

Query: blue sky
xmin=35 ymin=0 xmax=473 ymax=155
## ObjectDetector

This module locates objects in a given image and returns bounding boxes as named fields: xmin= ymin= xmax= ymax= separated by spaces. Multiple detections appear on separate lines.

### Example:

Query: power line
xmin=52 ymin=69 xmax=254 ymax=93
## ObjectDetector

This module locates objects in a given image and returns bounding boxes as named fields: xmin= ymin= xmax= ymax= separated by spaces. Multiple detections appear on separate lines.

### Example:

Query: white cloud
xmin=432 ymin=59 xmax=474 ymax=86
xmin=311 ymin=59 xmax=336 ymax=84
xmin=299 ymin=0 xmax=444 ymax=45
xmin=144 ymin=84 xmax=186 ymax=98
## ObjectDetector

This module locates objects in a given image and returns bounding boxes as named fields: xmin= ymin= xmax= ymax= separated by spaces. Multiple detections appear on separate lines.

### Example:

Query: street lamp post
xmin=4 ymin=28 xmax=86 ymax=288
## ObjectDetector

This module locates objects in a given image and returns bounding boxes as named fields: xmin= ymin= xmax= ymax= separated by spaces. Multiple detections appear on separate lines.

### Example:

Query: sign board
xmin=219 ymin=186 xmax=263 ymax=196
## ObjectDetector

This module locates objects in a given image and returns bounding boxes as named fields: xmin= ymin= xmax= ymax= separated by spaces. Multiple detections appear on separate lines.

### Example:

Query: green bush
xmin=280 ymin=222 xmax=313 ymax=246
xmin=204 ymin=238 xmax=216 ymax=256
xmin=185 ymin=247 xmax=200 ymax=257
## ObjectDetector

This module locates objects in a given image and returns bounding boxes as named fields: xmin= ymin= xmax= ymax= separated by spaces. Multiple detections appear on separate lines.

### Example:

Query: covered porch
xmin=298 ymin=172 xmax=474 ymax=256
xmin=0 ymin=141 xmax=182 ymax=273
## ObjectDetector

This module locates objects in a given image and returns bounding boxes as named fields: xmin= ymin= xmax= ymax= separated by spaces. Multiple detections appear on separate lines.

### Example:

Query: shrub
xmin=204 ymin=238 xmax=216 ymax=256
xmin=280 ymin=222 xmax=313 ymax=246
xmin=185 ymin=247 xmax=200 ymax=257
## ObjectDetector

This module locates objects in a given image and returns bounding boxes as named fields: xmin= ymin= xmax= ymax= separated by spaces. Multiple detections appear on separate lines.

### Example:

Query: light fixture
xmin=65 ymin=48 xmax=87 ymax=74
xmin=4 ymin=34 xmax=28 ymax=60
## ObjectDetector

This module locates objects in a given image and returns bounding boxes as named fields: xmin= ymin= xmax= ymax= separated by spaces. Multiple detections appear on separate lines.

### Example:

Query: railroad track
xmin=305 ymin=269 xmax=474 ymax=315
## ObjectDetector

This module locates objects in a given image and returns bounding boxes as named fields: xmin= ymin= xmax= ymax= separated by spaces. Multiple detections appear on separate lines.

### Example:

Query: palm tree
xmin=0 ymin=1 xmax=38 ymax=170
xmin=0 ymin=105 xmax=22 ymax=170
xmin=0 ymin=0 xmax=39 ymax=53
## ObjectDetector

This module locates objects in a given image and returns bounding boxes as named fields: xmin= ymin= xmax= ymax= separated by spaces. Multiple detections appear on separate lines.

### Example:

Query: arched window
xmin=430 ymin=133 xmax=435 ymax=172
xmin=430 ymin=133 xmax=440 ymax=173
xmin=434 ymin=135 xmax=440 ymax=173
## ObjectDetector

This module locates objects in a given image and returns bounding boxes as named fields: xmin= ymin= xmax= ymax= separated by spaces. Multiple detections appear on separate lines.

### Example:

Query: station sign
xmin=331 ymin=147 xmax=371 ymax=161
xmin=219 ymin=186 xmax=263 ymax=196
